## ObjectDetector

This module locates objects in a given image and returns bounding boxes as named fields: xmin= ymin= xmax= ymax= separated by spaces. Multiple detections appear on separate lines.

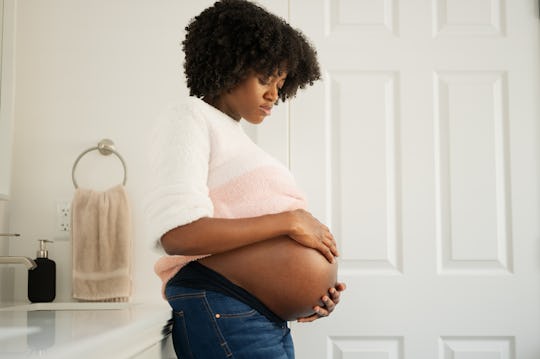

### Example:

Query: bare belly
xmin=199 ymin=236 xmax=338 ymax=321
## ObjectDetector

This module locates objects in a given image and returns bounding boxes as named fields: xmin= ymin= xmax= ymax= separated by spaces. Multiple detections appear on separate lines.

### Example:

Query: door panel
xmin=288 ymin=1 xmax=540 ymax=358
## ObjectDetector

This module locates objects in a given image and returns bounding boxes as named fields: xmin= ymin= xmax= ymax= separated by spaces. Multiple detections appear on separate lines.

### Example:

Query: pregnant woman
xmin=145 ymin=1 xmax=346 ymax=358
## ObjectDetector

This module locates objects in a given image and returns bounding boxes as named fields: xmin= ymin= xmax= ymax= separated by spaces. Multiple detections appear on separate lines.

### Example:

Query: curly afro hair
xmin=182 ymin=0 xmax=321 ymax=102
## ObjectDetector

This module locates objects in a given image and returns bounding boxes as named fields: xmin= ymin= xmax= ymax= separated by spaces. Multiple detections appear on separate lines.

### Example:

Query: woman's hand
xmin=289 ymin=209 xmax=339 ymax=263
xmin=297 ymin=282 xmax=347 ymax=323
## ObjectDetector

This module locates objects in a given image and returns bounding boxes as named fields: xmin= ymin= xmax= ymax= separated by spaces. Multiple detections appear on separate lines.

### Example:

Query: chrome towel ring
xmin=72 ymin=139 xmax=127 ymax=189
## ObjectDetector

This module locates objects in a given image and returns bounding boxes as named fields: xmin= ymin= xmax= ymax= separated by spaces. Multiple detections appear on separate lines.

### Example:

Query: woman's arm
xmin=161 ymin=209 xmax=339 ymax=263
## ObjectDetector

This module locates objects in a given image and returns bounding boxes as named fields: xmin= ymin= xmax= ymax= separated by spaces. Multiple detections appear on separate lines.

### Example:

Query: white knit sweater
xmin=144 ymin=97 xmax=307 ymax=285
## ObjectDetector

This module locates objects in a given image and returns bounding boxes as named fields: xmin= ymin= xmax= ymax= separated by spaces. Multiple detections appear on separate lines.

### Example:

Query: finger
xmin=315 ymin=305 xmax=330 ymax=317
xmin=330 ymin=243 xmax=339 ymax=257
xmin=324 ymin=234 xmax=339 ymax=257
xmin=322 ymin=242 xmax=338 ymax=259
xmin=328 ymin=233 xmax=339 ymax=257
xmin=329 ymin=287 xmax=340 ymax=303
xmin=318 ymin=244 xmax=335 ymax=263
xmin=321 ymin=296 xmax=336 ymax=313
xmin=335 ymin=282 xmax=347 ymax=291
xmin=297 ymin=314 xmax=318 ymax=323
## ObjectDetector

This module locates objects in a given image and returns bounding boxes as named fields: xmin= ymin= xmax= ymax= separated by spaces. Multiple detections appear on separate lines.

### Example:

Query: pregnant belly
xmin=199 ymin=236 xmax=338 ymax=321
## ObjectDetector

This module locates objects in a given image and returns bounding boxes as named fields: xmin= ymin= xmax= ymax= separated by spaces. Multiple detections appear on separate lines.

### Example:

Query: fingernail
xmin=323 ymin=296 xmax=329 ymax=302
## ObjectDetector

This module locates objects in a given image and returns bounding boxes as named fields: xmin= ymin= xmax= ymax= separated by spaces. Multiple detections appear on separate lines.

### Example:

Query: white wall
xmin=7 ymin=0 xmax=290 ymax=304
xmin=0 ymin=200 xmax=14 ymax=302
xmin=8 ymin=0 xmax=217 ymax=303
xmin=0 ymin=201 xmax=8 ymax=254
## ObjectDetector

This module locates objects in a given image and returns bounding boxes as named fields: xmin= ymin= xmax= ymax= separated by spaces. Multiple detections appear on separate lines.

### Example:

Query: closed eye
xmin=258 ymin=77 xmax=271 ymax=86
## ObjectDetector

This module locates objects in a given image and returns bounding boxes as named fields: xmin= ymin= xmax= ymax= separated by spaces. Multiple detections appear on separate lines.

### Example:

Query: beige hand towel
xmin=72 ymin=184 xmax=132 ymax=302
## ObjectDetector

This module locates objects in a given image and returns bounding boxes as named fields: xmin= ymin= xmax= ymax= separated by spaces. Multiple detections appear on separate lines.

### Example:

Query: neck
xmin=203 ymin=95 xmax=240 ymax=121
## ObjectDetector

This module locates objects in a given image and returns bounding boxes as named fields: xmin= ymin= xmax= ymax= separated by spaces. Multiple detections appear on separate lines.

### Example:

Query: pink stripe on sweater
xmin=210 ymin=165 xmax=307 ymax=217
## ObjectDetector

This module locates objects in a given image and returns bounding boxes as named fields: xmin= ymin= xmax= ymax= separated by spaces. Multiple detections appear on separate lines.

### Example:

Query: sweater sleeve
xmin=144 ymin=102 xmax=214 ymax=250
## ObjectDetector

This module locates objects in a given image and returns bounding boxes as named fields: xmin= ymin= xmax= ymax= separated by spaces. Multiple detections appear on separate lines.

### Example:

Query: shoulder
xmin=157 ymin=97 xmax=209 ymax=126
xmin=150 ymin=97 xmax=215 ymax=143
xmin=146 ymin=97 xmax=214 ymax=161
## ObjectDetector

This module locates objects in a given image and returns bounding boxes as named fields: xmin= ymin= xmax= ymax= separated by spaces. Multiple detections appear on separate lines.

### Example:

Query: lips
xmin=259 ymin=105 xmax=272 ymax=116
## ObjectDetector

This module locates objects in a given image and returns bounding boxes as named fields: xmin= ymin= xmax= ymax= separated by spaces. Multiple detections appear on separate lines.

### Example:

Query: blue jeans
xmin=165 ymin=284 xmax=295 ymax=359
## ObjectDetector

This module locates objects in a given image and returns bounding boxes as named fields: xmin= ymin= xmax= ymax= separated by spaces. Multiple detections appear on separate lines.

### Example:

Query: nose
xmin=265 ymin=84 xmax=279 ymax=102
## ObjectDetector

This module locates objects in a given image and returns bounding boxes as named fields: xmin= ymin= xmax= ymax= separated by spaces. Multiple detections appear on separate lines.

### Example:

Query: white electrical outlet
xmin=56 ymin=201 xmax=71 ymax=232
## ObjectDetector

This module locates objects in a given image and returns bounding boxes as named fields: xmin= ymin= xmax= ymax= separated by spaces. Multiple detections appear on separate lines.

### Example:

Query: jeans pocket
xmin=204 ymin=291 xmax=258 ymax=318
xmin=171 ymin=310 xmax=194 ymax=359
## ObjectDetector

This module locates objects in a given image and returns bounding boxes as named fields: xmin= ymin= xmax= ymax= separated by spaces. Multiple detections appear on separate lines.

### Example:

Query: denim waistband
xmin=168 ymin=260 xmax=285 ymax=324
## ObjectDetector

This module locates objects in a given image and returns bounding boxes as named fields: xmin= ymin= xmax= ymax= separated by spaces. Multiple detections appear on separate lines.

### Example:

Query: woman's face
xmin=209 ymin=70 xmax=287 ymax=124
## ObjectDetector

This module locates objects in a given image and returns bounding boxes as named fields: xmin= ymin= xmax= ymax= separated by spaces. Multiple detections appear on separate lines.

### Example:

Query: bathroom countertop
xmin=0 ymin=302 xmax=173 ymax=359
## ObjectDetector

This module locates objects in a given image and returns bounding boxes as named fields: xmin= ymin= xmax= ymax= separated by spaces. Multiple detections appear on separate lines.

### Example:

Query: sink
xmin=0 ymin=302 xmax=132 ymax=311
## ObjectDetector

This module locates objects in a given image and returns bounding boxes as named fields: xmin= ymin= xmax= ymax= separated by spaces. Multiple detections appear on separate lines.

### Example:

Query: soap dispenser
xmin=28 ymin=239 xmax=56 ymax=303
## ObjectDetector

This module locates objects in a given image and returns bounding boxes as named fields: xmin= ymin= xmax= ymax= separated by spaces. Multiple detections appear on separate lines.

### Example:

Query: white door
xmin=288 ymin=1 xmax=540 ymax=358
